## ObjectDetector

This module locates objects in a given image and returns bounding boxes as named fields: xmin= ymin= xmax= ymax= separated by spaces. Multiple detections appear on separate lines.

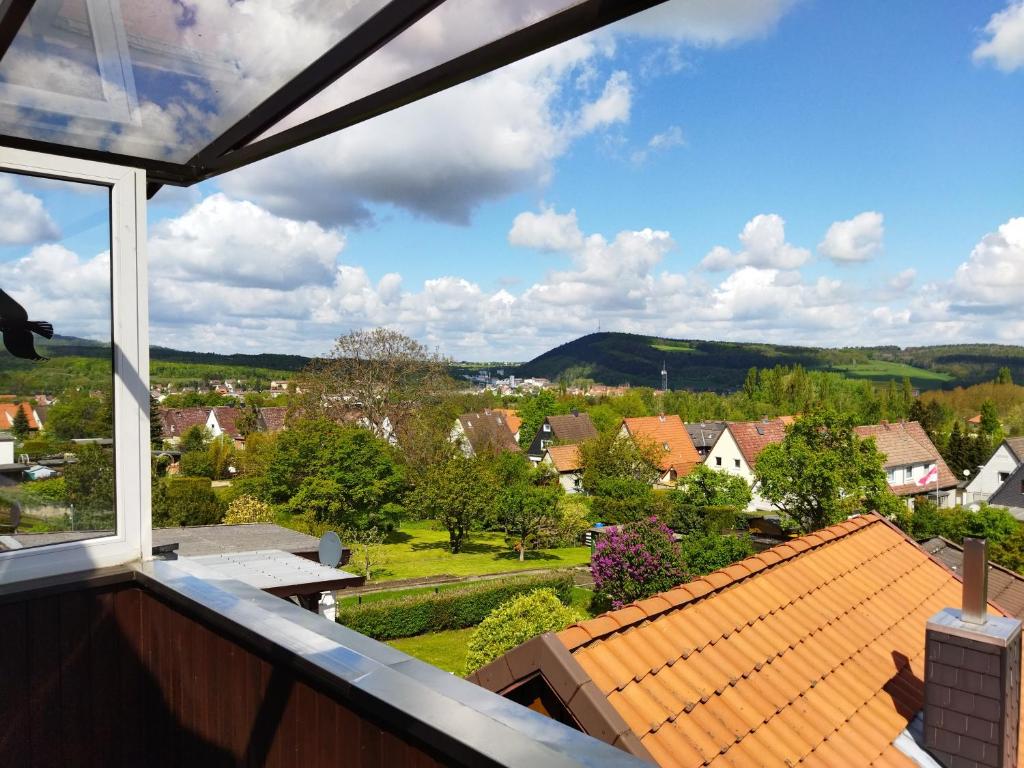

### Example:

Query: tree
xmin=980 ymin=400 xmax=1001 ymax=436
xmin=579 ymin=430 xmax=661 ymax=493
xmin=63 ymin=444 xmax=114 ymax=524
xmin=236 ymin=403 xmax=260 ymax=438
xmin=178 ymin=424 xmax=211 ymax=454
xmin=11 ymin=403 xmax=30 ymax=440
xmin=150 ymin=395 xmax=164 ymax=447
xmin=678 ymin=532 xmax=754 ymax=576
xmin=588 ymin=476 xmax=656 ymax=524
xmin=343 ymin=526 xmax=388 ymax=579
xmin=465 ymin=589 xmax=579 ymax=674
xmin=497 ymin=482 xmax=562 ymax=561
xmin=997 ymin=366 xmax=1014 ymax=385
xmin=297 ymin=328 xmax=452 ymax=438
xmin=674 ymin=465 xmax=752 ymax=509
xmin=152 ymin=477 xmax=225 ymax=527
xmin=517 ymin=390 xmax=559 ymax=449
xmin=754 ymin=412 xmax=894 ymax=532
xmin=406 ymin=455 xmax=493 ymax=553
xmin=591 ymin=517 xmax=685 ymax=608
xmin=46 ymin=389 xmax=113 ymax=439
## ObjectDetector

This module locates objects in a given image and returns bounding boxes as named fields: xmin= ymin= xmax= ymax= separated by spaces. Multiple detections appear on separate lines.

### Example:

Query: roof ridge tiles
xmin=560 ymin=514 xmax=885 ymax=651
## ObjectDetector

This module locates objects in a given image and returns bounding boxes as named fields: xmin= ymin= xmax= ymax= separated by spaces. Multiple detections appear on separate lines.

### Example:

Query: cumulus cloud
xmin=818 ymin=211 xmax=885 ymax=263
xmin=888 ymin=268 xmax=917 ymax=292
xmin=508 ymin=206 xmax=584 ymax=251
xmin=700 ymin=213 xmax=811 ymax=270
xmin=0 ymin=176 xmax=60 ymax=245
xmin=618 ymin=0 xmax=801 ymax=44
xmin=974 ymin=1 xmax=1024 ymax=72
xmin=953 ymin=216 xmax=1024 ymax=306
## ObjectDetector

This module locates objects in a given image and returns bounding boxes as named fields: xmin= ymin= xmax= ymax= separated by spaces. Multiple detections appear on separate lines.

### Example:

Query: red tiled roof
xmin=550 ymin=515 xmax=1014 ymax=766
xmin=210 ymin=407 xmax=245 ymax=439
xmin=622 ymin=415 xmax=700 ymax=476
xmin=725 ymin=418 xmax=790 ymax=467
xmin=855 ymin=421 xmax=958 ymax=494
xmin=159 ymin=407 xmax=209 ymax=437
xmin=0 ymin=402 xmax=38 ymax=430
xmin=491 ymin=408 xmax=522 ymax=436
xmin=546 ymin=444 xmax=582 ymax=473
xmin=259 ymin=406 xmax=288 ymax=433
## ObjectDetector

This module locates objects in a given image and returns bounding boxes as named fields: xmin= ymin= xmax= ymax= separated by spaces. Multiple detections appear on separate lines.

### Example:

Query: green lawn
xmin=372 ymin=519 xmax=591 ymax=582
xmin=337 ymin=581 xmax=469 ymax=608
xmin=387 ymin=627 xmax=475 ymax=675
xmin=834 ymin=360 xmax=953 ymax=385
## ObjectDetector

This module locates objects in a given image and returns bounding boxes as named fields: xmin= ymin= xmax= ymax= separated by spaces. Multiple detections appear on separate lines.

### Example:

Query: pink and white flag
xmin=917 ymin=465 xmax=939 ymax=486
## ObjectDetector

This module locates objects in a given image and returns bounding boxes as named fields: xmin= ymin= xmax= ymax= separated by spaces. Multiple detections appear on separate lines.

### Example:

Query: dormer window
xmin=663 ymin=442 xmax=671 ymax=451
xmin=542 ymin=424 xmax=551 ymax=433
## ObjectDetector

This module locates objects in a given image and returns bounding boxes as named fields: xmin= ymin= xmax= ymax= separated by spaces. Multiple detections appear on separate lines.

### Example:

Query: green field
xmin=373 ymin=520 xmax=591 ymax=582
xmin=387 ymin=627 xmax=475 ymax=674
xmin=833 ymin=360 xmax=953 ymax=386
xmin=650 ymin=341 xmax=697 ymax=353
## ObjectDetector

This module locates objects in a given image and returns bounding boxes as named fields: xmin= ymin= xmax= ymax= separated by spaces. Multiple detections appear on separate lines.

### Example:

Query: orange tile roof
xmin=546 ymin=444 xmax=582 ymax=473
xmin=490 ymin=408 xmax=522 ymax=436
xmin=0 ymin=402 xmax=38 ymax=430
xmin=622 ymin=415 xmax=701 ymax=476
xmin=551 ymin=515 xmax=1017 ymax=767
xmin=855 ymin=421 xmax=958 ymax=494
xmin=725 ymin=418 xmax=791 ymax=467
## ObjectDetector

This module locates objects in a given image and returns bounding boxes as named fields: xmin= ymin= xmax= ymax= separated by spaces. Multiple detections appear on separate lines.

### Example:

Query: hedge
xmin=335 ymin=571 xmax=574 ymax=640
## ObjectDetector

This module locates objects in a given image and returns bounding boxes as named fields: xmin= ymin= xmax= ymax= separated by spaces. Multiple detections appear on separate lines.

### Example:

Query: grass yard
xmin=387 ymin=627 xmax=475 ymax=675
xmin=373 ymin=519 xmax=591 ymax=582
xmin=834 ymin=360 xmax=953 ymax=386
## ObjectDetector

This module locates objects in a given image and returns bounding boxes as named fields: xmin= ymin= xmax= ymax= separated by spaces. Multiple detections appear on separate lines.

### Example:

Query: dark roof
xmin=546 ymin=413 xmax=599 ymax=444
xmin=1005 ymin=437 xmax=1024 ymax=462
xmin=685 ymin=421 xmax=726 ymax=450
xmin=258 ymin=406 xmax=289 ymax=433
xmin=210 ymin=406 xmax=245 ymax=439
xmin=458 ymin=411 xmax=519 ymax=455
xmin=159 ymin=407 xmax=210 ymax=437
xmin=920 ymin=537 xmax=1024 ymax=618
xmin=990 ymin=461 xmax=1024 ymax=512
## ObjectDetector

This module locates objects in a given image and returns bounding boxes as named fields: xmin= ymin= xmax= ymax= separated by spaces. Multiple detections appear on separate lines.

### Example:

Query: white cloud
xmin=0 ymin=176 xmax=59 ymax=245
xmin=576 ymin=70 xmax=632 ymax=133
xmin=508 ymin=206 xmax=584 ymax=251
xmin=888 ymin=268 xmax=917 ymax=292
xmin=818 ymin=211 xmax=884 ymax=263
xmin=648 ymin=126 xmax=686 ymax=150
xmin=700 ymin=213 xmax=811 ymax=270
xmin=953 ymin=216 xmax=1024 ymax=305
xmin=974 ymin=1 xmax=1024 ymax=72
xmin=619 ymin=0 xmax=801 ymax=44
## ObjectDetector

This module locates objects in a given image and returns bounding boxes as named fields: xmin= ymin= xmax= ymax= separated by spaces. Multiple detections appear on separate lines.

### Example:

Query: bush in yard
xmin=465 ymin=589 xmax=580 ymax=674
xmin=152 ymin=477 xmax=225 ymax=527
xmin=335 ymin=572 xmax=574 ymax=641
xmin=223 ymin=494 xmax=275 ymax=525
xmin=591 ymin=516 xmax=684 ymax=609
xmin=678 ymin=532 xmax=754 ymax=576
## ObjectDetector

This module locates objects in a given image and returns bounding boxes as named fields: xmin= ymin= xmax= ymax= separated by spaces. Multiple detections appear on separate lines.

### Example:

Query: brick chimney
xmin=925 ymin=538 xmax=1022 ymax=768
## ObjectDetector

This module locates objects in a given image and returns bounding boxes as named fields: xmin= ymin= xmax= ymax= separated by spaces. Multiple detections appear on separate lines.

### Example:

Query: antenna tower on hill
xmin=661 ymin=359 xmax=668 ymax=391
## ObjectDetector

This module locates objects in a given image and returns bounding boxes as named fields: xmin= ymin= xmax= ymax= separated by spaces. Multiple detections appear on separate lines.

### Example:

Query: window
xmin=542 ymin=423 xmax=551 ymax=433
xmin=734 ymin=459 xmax=741 ymax=468
xmin=716 ymin=456 xmax=722 ymax=466
xmin=999 ymin=472 xmax=1010 ymax=483
xmin=0 ymin=148 xmax=148 ymax=586
xmin=905 ymin=467 xmax=915 ymax=484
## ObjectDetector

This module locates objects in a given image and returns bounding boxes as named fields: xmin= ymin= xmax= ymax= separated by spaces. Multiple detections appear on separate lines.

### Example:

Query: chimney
xmin=924 ymin=538 xmax=1022 ymax=768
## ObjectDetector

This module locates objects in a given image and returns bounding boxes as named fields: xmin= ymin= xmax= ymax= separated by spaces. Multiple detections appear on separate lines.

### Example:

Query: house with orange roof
xmin=619 ymin=415 xmax=700 ymax=487
xmin=855 ymin=421 xmax=958 ymax=508
xmin=451 ymin=410 xmax=520 ymax=457
xmin=0 ymin=401 xmax=40 ymax=433
xmin=543 ymin=444 xmax=584 ymax=494
xmin=491 ymin=408 xmax=523 ymax=442
xmin=472 ymin=514 xmax=1024 ymax=768
xmin=703 ymin=418 xmax=792 ymax=510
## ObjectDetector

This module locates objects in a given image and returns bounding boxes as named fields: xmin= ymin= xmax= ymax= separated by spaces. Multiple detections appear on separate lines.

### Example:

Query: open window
xmin=0 ymin=147 xmax=149 ymax=585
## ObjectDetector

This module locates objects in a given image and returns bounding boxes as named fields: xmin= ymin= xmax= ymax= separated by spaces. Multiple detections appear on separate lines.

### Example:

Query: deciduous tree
xmin=674 ymin=464 xmax=752 ymax=509
xmin=406 ymin=455 xmax=493 ymax=553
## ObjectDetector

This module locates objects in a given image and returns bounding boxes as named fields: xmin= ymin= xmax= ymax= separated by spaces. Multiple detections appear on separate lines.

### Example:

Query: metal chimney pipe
xmin=961 ymin=537 xmax=989 ymax=625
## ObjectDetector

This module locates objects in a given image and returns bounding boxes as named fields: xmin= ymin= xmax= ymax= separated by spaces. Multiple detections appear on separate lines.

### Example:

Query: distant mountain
xmin=513 ymin=333 xmax=1024 ymax=391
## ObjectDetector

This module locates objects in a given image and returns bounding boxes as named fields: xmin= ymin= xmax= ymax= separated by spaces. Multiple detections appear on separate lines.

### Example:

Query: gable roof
xmin=258 ymin=406 xmax=288 ymax=433
xmin=546 ymin=413 xmax=599 ymax=444
xmin=684 ymin=422 xmax=726 ymax=452
xmin=724 ymin=418 xmax=790 ymax=467
xmin=159 ymin=407 xmax=210 ymax=438
xmin=622 ymin=415 xmax=700 ymax=475
xmin=473 ymin=514 xmax=1016 ymax=767
xmin=921 ymin=537 xmax=1024 ymax=618
xmin=855 ymin=421 xmax=958 ymax=494
xmin=990 ymin=461 xmax=1024 ymax=512
xmin=546 ymin=444 xmax=582 ymax=473
xmin=0 ymin=402 xmax=38 ymax=430
xmin=1004 ymin=437 xmax=1024 ymax=463
xmin=491 ymin=408 xmax=523 ymax=436
xmin=458 ymin=411 xmax=519 ymax=455
xmin=210 ymin=406 xmax=246 ymax=439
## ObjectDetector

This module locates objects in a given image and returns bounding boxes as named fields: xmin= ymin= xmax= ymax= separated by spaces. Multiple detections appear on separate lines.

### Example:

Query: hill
xmin=513 ymin=333 xmax=1024 ymax=391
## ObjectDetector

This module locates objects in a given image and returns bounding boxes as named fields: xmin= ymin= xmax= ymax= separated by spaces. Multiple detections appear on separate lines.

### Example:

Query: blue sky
xmin=3 ymin=0 xmax=1023 ymax=361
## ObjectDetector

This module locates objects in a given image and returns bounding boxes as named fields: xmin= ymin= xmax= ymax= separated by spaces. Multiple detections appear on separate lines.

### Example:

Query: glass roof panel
xmin=0 ymin=0 xmax=394 ymax=163
xmin=250 ymin=0 xmax=585 ymax=144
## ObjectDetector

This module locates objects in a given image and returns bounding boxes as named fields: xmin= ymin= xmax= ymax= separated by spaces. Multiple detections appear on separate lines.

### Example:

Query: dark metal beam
xmin=192 ymin=0 xmax=444 ymax=167
xmin=202 ymin=0 xmax=672 ymax=179
xmin=0 ymin=0 xmax=34 ymax=64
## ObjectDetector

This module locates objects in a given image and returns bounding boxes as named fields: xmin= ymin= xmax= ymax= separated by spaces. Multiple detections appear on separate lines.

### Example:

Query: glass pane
xmin=0 ymin=0 xmax=393 ymax=162
xmin=0 ymin=169 xmax=115 ymax=550
xmin=253 ymin=0 xmax=585 ymax=142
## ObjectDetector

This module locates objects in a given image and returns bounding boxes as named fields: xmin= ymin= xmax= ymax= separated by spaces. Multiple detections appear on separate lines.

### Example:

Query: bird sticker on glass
xmin=0 ymin=289 xmax=52 ymax=361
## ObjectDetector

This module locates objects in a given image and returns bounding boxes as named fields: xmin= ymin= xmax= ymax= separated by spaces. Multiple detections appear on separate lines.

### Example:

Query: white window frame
xmin=0 ymin=147 xmax=150 ymax=585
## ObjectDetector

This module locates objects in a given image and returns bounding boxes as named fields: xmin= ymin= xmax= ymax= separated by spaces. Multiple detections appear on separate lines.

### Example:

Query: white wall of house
xmin=541 ymin=452 xmax=582 ymax=494
xmin=0 ymin=438 xmax=13 ymax=465
xmin=885 ymin=462 xmax=956 ymax=508
xmin=964 ymin=443 xmax=1019 ymax=503
xmin=702 ymin=430 xmax=774 ymax=511
xmin=450 ymin=420 xmax=474 ymax=457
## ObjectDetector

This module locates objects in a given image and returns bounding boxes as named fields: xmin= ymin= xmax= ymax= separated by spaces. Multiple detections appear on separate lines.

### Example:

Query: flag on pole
xmin=917 ymin=465 xmax=939 ymax=487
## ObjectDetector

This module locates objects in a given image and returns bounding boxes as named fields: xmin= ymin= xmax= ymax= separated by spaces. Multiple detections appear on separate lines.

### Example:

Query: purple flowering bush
xmin=591 ymin=516 xmax=685 ymax=609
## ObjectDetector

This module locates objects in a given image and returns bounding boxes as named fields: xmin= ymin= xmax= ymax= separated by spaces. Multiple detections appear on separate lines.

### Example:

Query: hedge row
xmin=335 ymin=572 xmax=575 ymax=640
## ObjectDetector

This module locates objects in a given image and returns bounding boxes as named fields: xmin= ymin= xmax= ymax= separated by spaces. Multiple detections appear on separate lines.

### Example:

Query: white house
xmin=542 ymin=445 xmax=583 ymax=494
xmin=854 ymin=421 xmax=958 ymax=508
xmin=0 ymin=434 xmax=13 ymax=465
xmin=703 ymin=418 xmax=791 ymax=511
xmin=963 ymin=437 xmax=1024 ymax=504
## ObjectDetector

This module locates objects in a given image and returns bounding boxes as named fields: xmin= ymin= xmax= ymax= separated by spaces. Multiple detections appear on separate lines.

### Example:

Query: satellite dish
xmin=319 ymin=531 xmax=342 ymax=567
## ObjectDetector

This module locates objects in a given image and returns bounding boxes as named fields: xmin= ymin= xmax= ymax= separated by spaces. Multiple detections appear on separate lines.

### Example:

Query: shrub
xmin=223 ymin=494 xmax=275 ymax=525
xmin=153 ymin=477 xmax=225 ymax=527
xmin=666 ymin=502 xmax=743 ymax=537
xmin=465 ymin=588 xmax=581 ymax=674
xmin=19 ymin=477 xmax=67 ymax=506
xmin=179 ymin=450 xmax=215 ymax=479
xmin=678 ymin=532 xmax=754 ymax=576
xmin=591 ymin=516 xmax=684 ymax=609
xmin=536 ymin=494 xmax=591 ymax=547
xmin=334 ymin=572 xmax=574 ymax=641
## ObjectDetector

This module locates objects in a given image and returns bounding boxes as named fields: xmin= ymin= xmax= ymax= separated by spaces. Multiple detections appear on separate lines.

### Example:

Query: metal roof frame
xmin=0 ymin=0 xmax=670 ymax=194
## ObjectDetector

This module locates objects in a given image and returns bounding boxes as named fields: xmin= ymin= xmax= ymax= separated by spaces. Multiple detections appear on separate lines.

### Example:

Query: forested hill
xmin=513 ymin=333 xmax=1024 ymax=391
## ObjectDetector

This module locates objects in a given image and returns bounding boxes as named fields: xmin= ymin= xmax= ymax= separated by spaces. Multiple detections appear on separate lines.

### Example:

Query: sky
xmin=2 ymin=0 xmax=1023 ymax=362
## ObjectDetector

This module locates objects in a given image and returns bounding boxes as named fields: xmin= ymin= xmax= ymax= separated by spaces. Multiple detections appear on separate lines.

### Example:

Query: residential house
xmin=684 ymin=421 xmax=726 ymax=459
xmin=989 ymin=461 xmax=1024 ymax=520
xmin=472 ymin=513 xmax=1022 ymax=767
xmin=964 ymin=436 xmax=1024 ymax=504
xmin=526 ymin=412 xmax=599 ymax=462
xmin=921 ymin=536 xmax=1024 ymax=618
xmin=0 ymin=402 xmax=40 ymax=433
xmin=543 ymin=445 xmax=583 ymax=494
xmin=490 ymin=408 xmax=522 ymax=443
xmin=855 ymin=420 xmax=958 ymax=507
xmin=0 ymin=432 xmax=13 ymax=464
xmin=208 ymin=406 xmax=247 ymax=448
xmin=619 ymin=415 xmax=700 ymax=487
xmin=159 ymin=407 xmax=211 ymax=444
xmin=452 ymin=411 xmax=519 ymax=457
xmin=703 ymin=418 xmax=790 ymax=510
xmin=258 ymin=406 xmax=289 ymax=433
